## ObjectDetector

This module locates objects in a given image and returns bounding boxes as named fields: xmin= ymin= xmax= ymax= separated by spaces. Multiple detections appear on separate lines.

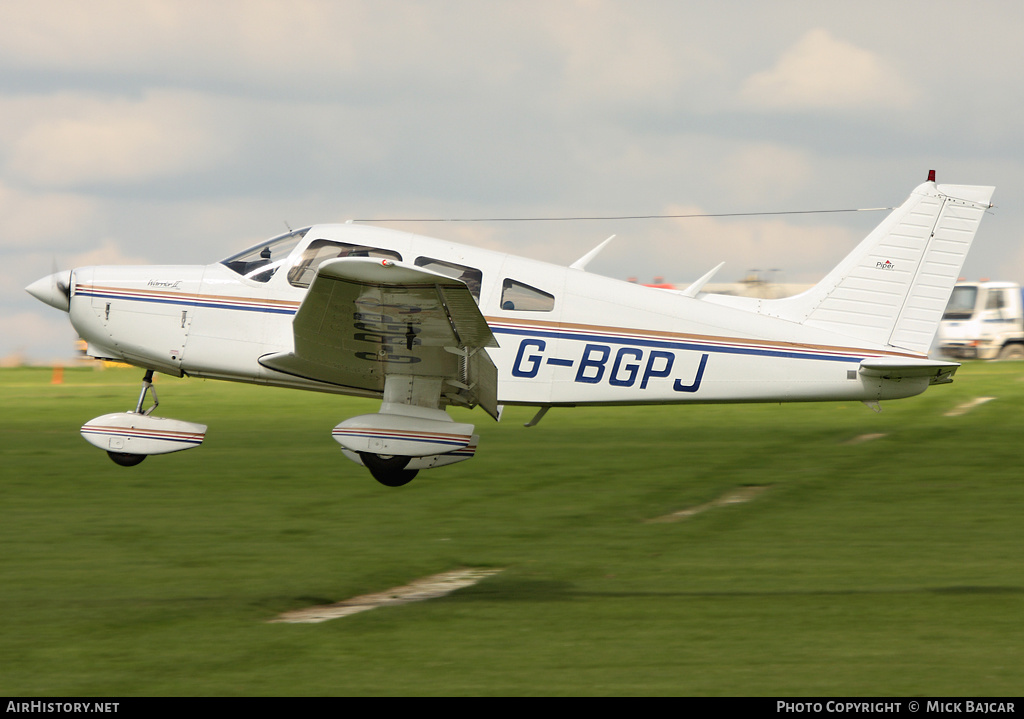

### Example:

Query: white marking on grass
xmin=945 ymin=397 xmax=996 ymax=417
xmin=270 ymin=567 xmax=502 ymax=624
xmin=648 ymin=485 xmax=769 ymax=523
xmin=845 ymin=433 xmax=887 ymax=445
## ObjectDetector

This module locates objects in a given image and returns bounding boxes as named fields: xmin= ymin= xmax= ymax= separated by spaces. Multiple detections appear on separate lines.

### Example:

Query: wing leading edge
xmin=259 ymin=258 xmax=500 ymax=418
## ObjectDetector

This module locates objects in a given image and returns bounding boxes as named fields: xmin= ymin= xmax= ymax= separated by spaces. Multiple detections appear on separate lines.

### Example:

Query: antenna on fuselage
xmin=681 ymin=262 xmax=725 ymax=298
xmin=570 ymin=235 xmax=616 ymax=271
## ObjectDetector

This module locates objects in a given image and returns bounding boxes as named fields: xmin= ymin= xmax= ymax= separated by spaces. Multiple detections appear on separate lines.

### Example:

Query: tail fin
xmin=769 ymin=175 xmax=995 ymax=355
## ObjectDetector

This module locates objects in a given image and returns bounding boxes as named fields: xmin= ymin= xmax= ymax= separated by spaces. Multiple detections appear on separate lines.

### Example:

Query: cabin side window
xmin=288 ymin=240 xmax=402 ymax=288
xmin=500 ymin=279 xmax=555 ymax=312
xmin=414 ymin=257 xmax=482 ymax=301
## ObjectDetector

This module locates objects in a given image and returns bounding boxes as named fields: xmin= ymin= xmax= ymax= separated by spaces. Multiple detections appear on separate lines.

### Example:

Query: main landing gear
xmin=108 ymin=451 xmax=147 ymax=466
xmin=358 ymin=453 xmax=419 ymax=487
xmin=333 ymin=408 xmax=479 ymax=488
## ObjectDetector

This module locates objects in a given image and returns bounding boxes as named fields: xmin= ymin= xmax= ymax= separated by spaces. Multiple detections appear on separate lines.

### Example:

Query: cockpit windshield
xmin=221 ymin=228 xmax=310 ymax=283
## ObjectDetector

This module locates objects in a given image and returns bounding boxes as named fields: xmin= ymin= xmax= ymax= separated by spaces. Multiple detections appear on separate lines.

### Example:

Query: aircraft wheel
xmin=359 ymin=453 xmax=419 ymax=487
xmin=107 ymin=451 xmax=147 ymax=467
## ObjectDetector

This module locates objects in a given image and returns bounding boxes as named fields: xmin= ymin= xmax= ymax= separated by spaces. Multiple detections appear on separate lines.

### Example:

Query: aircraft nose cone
xmin=26 ymin=271 xmax=72 ymax=312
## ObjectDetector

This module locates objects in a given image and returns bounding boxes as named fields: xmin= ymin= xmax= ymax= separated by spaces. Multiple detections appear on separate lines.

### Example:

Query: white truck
xmin=937 ymin=281 xmax=1024 ymax=360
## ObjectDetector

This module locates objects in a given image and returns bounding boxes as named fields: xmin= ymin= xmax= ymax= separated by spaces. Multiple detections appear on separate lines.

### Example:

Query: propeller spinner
xmin=26 ymin=270 xmax=72 ymax=312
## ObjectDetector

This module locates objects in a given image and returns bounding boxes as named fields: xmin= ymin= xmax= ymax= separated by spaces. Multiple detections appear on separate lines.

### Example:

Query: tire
xmin=107 ymin=451 xmax=147 ymax=467
xmin=359 ymin=453 xmax=419 ymax=487
xmin=997 ymin=344 xmax=1024 ymax=360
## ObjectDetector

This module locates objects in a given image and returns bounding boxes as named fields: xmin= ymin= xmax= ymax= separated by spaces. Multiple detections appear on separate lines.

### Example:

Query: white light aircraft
xmin=27 ymin=173 xmax=994 ymax=486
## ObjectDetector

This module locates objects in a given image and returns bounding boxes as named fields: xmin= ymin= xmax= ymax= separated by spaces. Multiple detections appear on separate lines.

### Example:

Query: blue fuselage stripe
xmin=332 ymin=431 xmax=467 ymax=448
xmin=80 ymin=288 xmax=867 ymax=363
xmin=80 ymin=428 xmax=202 ymax=445
xmin=491 ymin=326 xmax=865 ymax=363
xmin=76 ymin=290 xmax=299 ymax=316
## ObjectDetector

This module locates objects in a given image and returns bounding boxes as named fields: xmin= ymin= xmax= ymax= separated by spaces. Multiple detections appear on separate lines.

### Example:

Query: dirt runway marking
xmin=845 ymin=433 xmax=887 ymax=445
xmin=945 ymin=397 xmax=996 ymax=417
xmin=647 ymin=485 xmax=769 ymax=523
xmin=270 ymin=567 xmax=503 ymax=624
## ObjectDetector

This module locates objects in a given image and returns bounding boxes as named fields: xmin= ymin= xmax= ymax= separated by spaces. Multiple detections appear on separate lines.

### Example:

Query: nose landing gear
xmin=80 ymin=369 xmax=207 ymax=466
xmin=133 ymin=369 xmax=159 ymax=416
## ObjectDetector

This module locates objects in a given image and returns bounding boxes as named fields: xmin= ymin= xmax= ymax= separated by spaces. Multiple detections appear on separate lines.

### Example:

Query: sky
xmin=4 ymin=0 xmax=1023 ymax=362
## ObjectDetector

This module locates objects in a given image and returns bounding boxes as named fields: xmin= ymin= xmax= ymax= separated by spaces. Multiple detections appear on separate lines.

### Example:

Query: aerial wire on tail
xmin=353 ymin=207 xmax=895 ymax=223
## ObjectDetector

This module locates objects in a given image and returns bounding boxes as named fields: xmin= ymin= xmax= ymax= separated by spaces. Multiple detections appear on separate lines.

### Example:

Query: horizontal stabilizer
xmin=859 ymin=357 xmax=959 ymax=384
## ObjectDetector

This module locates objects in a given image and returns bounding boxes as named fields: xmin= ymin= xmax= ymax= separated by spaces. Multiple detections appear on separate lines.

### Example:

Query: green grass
xmin=1 ymin=363 xmax=1022 ymax=695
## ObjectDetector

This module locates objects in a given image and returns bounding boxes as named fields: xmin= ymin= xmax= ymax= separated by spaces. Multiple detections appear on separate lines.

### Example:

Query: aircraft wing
xmin=259 ymin=258 xmax=500 ymax=418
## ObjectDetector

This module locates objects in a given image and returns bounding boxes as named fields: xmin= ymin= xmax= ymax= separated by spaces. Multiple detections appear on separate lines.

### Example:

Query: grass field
xmin=1 ymin=363 xmax=1022 ymax=696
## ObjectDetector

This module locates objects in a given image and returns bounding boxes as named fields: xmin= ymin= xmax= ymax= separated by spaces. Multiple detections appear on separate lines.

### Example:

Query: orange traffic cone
xmin=51 ymin=366 xmax=64 ymax=385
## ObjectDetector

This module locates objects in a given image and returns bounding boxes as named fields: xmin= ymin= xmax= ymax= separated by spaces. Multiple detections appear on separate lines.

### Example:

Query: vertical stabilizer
xmin=768 ymin=177 xmax=994 ymax=355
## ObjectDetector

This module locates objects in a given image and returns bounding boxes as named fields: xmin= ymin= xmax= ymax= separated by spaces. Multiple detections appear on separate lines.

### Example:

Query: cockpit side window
xmin=288 ymin=239 xmax=402 ymax=288
xmin=221 ymin=228 xmax=309 ymax=283
xmin=414 ymin=257 xmax=482 ymax=301
xmin=500 ymin=279 xmax=555 ymax=312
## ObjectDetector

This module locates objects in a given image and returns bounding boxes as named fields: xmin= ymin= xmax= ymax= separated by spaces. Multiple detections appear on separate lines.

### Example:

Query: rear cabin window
xmin=501 ymin=279 xmax=555 ymax=312
xmin=288 ymin=240 xmax=402 ymax=288
xmin=414 ymin=257 xmax=482 ymax=301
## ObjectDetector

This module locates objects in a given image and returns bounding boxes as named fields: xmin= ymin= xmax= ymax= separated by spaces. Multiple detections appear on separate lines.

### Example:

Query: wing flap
xmin=260 ymin=258 xmax=499 ymax=416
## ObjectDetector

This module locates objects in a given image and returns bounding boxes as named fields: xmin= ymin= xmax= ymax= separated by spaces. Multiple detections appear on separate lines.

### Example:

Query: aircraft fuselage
xmin=66 ymin=222 xmax=930 ymax=407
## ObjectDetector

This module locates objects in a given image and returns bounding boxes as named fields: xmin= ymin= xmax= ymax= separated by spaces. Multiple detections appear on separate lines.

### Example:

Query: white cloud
xmin=594 ymin=207 xmax=864 ymax=286
xmin=0 ymin=1 xmax=360 ymax=88
xmin=711 ymin=145 xmax=813 ymax=205
xmin=67 ymin=238 xmax=152 ymax=267
xmin=738 ymin=28 xmax=916 ymax=112
xmin=0 ymin=1 xmax=707 ymax=109
xmin=5 ymin=91 xmax=236 ymax=188
xmin=0 ymin=182 xmax=97 ymax=248
xmin=540 ymin=5 xmax=695 ymax=108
